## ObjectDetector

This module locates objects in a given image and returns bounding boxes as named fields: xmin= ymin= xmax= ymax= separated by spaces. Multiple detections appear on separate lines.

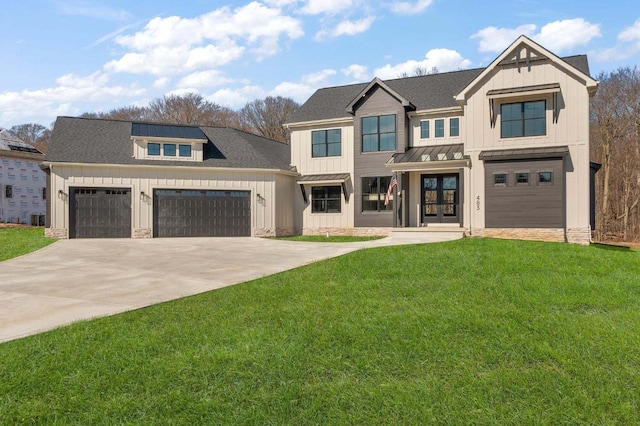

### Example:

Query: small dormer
xmin=131 ymin=122 xmax=209 ymax=162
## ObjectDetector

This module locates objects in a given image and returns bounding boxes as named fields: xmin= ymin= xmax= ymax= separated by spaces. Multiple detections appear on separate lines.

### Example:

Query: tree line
xmin=591 ymin=67 xmax=640 ymax=242
xmin=7 ymin=93 xmax=300 ymax=152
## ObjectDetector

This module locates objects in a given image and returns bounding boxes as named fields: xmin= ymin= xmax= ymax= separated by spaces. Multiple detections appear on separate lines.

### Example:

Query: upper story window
xmin=420 ymin=121 xmax=430 ymax=139
xmin=147 ymin=142 xmax=193 ymax=159
xmin=312 ymin=129 xmax=341 ymax=157
xmin=179 ymin=144 xmax=192 ymax=157
xmin=5 ymin=185 xmax=13 ymax=199
xmin=450 ymin=118 xmax=460 ymax=137
xmin=148 ymin=143 xmax=161 ymax=156
xmin=435 ymin=119 xmax=444 ymax=138
xmin=362 ymin=114 xmax=396 ymax=152
xmin=501 ymin=100 xmax=546 ymax=138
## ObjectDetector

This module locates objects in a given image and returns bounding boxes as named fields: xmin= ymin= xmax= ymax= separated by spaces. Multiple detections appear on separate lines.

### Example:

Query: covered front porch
xmin=386 ymin=144 xmax=470 ymax=229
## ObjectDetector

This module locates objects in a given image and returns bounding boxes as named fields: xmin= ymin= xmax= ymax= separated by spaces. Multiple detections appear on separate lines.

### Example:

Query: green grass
xmin=276 ymin=235 xmax=384 ymax=242
xmin=1 ymin=238 xmax=639 ymax=424
xmin=0 ymin=227 xmax=55 ymax=262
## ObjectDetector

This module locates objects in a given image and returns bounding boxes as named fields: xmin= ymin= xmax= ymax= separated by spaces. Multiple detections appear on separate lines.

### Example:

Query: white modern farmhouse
xmin=44 ymin=36 xmax=598 ymax=244
xmin=285 ymin=35 xmax=599 ymax=244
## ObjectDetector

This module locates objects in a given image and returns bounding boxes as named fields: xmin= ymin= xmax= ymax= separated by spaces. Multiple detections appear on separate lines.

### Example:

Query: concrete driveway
xmin=0 ymin=231 xmax=461 ymax=343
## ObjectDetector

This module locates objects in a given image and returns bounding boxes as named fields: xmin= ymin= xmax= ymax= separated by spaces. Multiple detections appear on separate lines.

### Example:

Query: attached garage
xmin=482 ymin=148 xmax=567 ymax=229
xmin=153 ymin=189 xmax=251 ymax=237
xmin=69 ymin=187 xmax=131 ymax=238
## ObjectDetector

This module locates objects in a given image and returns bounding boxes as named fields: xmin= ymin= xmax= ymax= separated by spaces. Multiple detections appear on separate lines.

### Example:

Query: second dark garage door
xmin=153 ymin=189 xmax=251 ymax=237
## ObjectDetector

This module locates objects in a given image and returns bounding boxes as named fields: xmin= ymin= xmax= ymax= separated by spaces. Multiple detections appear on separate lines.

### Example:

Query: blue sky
xmin=1 ymin=0 xmax=639 ymax=128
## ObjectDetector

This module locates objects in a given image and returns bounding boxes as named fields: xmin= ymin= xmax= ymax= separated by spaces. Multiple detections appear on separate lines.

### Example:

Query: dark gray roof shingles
xmin=287 ymin=54 xmax=591 ymax=124
xmin=45 ymin=117 xmax=291 ymax=171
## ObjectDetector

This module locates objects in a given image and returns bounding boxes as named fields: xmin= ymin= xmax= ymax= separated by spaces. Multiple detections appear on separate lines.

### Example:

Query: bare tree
xmin=239 ymin=96 xmax=300 ymax=143
xmin=148 ymin=93 xmax=240 ymax=127
xmin=9 ymin=123 xmax=51 ymax=152
xmin=398 ymin=66 xmax=439 ymax=78
xmin=590 ymin=67 xmax=640 ymax=241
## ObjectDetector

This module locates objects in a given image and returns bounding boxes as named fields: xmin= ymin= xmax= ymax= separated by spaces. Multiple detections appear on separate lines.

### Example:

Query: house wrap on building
xmin=43 ymin=36 xmax=599 ymax=244
xmin=0 ymin=129 xmax=46 ymax=225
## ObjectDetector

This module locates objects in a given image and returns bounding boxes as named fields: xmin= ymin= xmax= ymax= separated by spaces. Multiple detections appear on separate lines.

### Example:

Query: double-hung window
xmin=420 ymin=121 xmax=430 ymax=139
xmin=435 ymin=119 xmax=444 ymax=138
xmin=450 ymin=118 xmax=460 ymax=137
xmin=361 ymin=176 xmax=393 ymax=212
xmin=312 ymin=186 xmax=341 ymax=213
xmin=312 ymin=129 xmax=341 ymax=157
xmin=362 ymin=115 xmax=396 ymax=152
xmin=501 ymin=100 xmax=546 ymax=138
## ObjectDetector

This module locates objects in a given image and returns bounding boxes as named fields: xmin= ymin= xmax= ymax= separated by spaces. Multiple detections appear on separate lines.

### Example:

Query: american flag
xmin=384 ymin=174 xmax=398 ymax=206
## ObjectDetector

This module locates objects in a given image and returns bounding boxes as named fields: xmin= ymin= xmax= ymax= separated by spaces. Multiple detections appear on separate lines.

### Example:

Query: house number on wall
xmin=476 ymin=196 xmax=480 ymax=211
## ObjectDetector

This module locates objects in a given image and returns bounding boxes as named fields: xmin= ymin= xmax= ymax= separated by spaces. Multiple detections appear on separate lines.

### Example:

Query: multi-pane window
xmin=515 ymin=172 xmax=530 ymax=185
xmin=179 ymin=144 xmax=192 ymax=157
xmin=312 ymin=129 xmax=341 ymax=157
xmin=362 ymin=115 xmax=396 ymax=152
xmin=501 ymin=100 xmax=546 ymax=138
xmin=148 ymin=143 xmax=161 ymax=156
xmin=420 ymin=121 xmax=430 ymax=139
xmin=435 ymin=119 xmax=444 ymax=138
xmin=450 ymin=118 xmax=460 ymax=137
xmin=163 ymin=144 xmax=176 ymax=156
xmin=311 ymin=186 xmax=341 ymax=213
xmin=361 ymin=176 xmax=393 ymax=212
xmin=494 ymin=173 xmax=507 ymax=186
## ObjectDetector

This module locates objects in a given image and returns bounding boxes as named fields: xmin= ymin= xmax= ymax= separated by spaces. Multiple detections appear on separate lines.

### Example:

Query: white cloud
xmin=302 ymin=69 xmax=337 ymax=85
xmin=301 ymin=0 xmax=355 ymax=15
xmin=177 ymin=70 xmax=233 ymax=89
xmin=106 ymin=3 xmax=303 ymax=76
xmin=373 ymin=48 xmax=472 ymax=79
xmin=316 ymin=17 xmax=376 ymax=40
xmin=0 ymin=71 xmax=145 ymax=125
xmin=390 ymin=0 xmax=433 ymax=15
xmin=271 ymin=82 xmax=317 ymax=102
xmin=619 ymin=19 xmax=640 ymax=42
xmin=471 ymin=24 xmax=537 ymax=53
xmin=535 ymin=19 xmax=601 ymax=52
xmin=208 ymin=85 xmax=268 ymax=109
xmin=153 ymin=77 xmax=170 ymax=89
xmin=341 ymin=64 xmax=370 ymax=81
xmin=471 ymin=18 xmax=601 ymax=54
xmin=53 ymin=0 xmax=131 ymax=21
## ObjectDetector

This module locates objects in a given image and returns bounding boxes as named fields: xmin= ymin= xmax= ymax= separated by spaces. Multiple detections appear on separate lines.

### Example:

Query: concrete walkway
xmin=0 ymin=231 xmax=461 ymax=343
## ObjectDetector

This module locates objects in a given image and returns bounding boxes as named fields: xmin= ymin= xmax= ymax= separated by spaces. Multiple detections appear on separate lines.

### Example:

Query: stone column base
xmin=44 ymin=228 xmax=69 ymax=239
xmin=133 ymin=228 xmax=152 ymax=239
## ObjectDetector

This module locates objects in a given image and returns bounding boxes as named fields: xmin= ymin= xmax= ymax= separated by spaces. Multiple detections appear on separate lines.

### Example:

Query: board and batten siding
xmin=289 ymin=123 xmax=355 ymax=231
xmin=47 ymin=163 xmax=296 ymax=238
xmin=353 ymin=85 xmax=407 ymax=227
xmin=464 ymin=57 xmax=591 ymax=232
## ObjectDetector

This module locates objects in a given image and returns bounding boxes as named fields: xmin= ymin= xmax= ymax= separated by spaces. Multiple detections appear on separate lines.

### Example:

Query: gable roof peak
xmin=345 ymin=76 xmax=415 ymax=114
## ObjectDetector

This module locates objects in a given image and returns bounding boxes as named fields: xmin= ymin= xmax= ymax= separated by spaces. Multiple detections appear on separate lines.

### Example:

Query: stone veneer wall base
xmin=472 ymin=228 xmax=566 ymax=243
xmin=44 ymin=228 xmax=69 ymax=239
xmin=132 ymin=228 xmax=152 ymax=239
xmin=303 ymin=227 xmax=391 ymax=237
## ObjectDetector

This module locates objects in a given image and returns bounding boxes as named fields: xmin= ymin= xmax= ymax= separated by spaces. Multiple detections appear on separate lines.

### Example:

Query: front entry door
xmin=421 ymin=174 xmax=459 ymax=224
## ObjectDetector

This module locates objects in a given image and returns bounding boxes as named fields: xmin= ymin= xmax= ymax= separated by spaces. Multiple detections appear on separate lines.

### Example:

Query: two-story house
xmin=286 ymin=35 xmax=598 ymax=244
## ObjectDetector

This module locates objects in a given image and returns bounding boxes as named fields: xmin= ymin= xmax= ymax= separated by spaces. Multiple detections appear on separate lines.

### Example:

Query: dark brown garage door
xmin=153 ymin=189 xmax=251 ymax=237
xmin=485 ymin=158 xmax=564 ymax=228
xmin=70 ymin=187 xmax=131 ymax=238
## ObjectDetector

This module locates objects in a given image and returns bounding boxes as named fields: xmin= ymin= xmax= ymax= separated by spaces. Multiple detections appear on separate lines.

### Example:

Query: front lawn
xmin=0 ymin=227 xmax=55 ymax=262
xmin=0 ymin=238 xmax=639 ymax=424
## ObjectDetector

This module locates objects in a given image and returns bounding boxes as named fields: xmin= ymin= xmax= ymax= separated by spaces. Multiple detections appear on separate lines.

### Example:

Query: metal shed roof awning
xmin=479 ymin=146 xmax=569 ymax=161
xmin=386 ymin=144 xmax=469 ymax=170
xmin=486 ymin=83 xmax=560 ymax=99
xmin=131 ymin=122 xmax=208 ymax=141
xmin=296 ymin=173 xmax=351 ymax=204
xmin=296 ymin=173 xmax=350 ymax=184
